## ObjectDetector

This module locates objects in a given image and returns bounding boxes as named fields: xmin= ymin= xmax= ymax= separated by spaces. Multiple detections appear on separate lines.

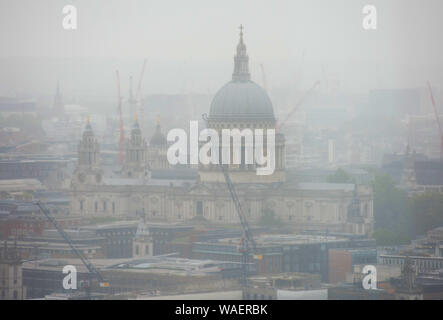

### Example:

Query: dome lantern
xmin=208 ymin=26 xmax=275 ymax=122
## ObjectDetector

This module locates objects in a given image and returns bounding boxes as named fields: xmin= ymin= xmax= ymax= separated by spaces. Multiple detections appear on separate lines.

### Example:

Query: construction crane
xmin=127 ymin=60 xmax=147 ymax=119
xmin=34 ymin=201 xmax=108 ymax=294
xmin=426 ymin=81 xmax=443 ymax=160
xmin=218 ymin=164 xmax=261 ymax=287
xmin=128 ymin=75 xmax=136 ymax=118
xmin=116 ymin=70 xmax=124 ymax=165
xmin=136 ymin=59 xmax=147 ymax=123
xmin=276 ymin=80 xmax=320 ymax=132
xmin=260 ymin=63 xmax=268 ymax=92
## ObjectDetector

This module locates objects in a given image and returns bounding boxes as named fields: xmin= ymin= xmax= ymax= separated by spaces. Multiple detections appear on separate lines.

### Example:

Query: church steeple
xmin=53 ymin=80 xmax=65 ymax=116
xmin=130 ymin=114 xmax=142 ymax=145
xmin=232 ymin=25 xmax=250 ymax=82
xmin=122 ymin=114 xmax=149 ymax=179
xmin=150 ymin=115 xmax=167 ymax=146
xmin=78 ymin=117 xmax=100 ymax=168
xmin=73 ymin=117 xmax=103 ymax=185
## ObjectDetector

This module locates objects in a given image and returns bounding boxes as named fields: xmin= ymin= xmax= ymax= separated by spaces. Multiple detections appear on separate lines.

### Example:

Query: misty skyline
xmin=1 ymin=0 xmax=443 ymax=96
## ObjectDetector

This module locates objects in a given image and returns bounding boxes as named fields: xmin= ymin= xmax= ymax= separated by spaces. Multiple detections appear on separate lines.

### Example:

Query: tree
xmin=372 ymin=228 xmax=409 ymax=246
xmin=411 ymin=192 xmax=443 ymax=236
xmin=371 ymin=173 xmax=412 ymax=245
xmin=327 ymin=168 xmax=354 ymax=183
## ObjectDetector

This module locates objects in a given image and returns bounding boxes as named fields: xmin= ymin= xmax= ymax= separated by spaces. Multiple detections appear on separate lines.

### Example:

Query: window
xmin=196 ymin=201 xmax=203 ymax=216
xmin=13 ymin=266 xmax=18 ymax=284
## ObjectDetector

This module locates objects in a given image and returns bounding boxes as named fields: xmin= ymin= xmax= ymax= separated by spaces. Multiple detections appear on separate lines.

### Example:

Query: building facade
xmin=0 ymin=241 xmax=26 ymax=300
xmin=69 ymin=29 xmax=374 ymax=236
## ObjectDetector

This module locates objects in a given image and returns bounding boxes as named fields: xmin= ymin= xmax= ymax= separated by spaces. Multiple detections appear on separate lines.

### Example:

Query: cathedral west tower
xmin=72 ymin=118 xmax=103 ymax=186
xmin=122 ymin=116 xmax=150 ymax=179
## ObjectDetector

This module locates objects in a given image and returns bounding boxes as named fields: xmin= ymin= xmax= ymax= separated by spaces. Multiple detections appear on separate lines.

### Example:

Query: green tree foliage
xmin=411 ymin=192 xmax=443 ymax=236
xmin=327 ymin=168 xmax=354 ymax=183
xmin=372 ymin=172 xmax=443 ymax=244
xmin=372 ymin=173 xmax=412 ymax=245
xmin=372 ymin=228 xmax=407 ymax=246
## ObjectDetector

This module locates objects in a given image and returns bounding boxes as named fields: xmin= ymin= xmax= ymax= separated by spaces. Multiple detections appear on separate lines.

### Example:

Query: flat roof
xmin=0 ymin=179 xmax=45 ymax=191
xmin=103 ymin=178 xmax=195 ymax=187
xmin=296 ymin=182 xmax=355 ymax=191
xmin=201 ymin=234 xmax=349 ymax=247
xmin=22 ymin=255 xmax=240 ymax=276
xmin=80 ymin=220 xmax=139 ymax=230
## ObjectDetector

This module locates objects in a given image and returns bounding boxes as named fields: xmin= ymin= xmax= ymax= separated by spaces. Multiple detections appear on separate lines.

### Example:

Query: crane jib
xmin=35 ymin=201 xmax=106 ymax=284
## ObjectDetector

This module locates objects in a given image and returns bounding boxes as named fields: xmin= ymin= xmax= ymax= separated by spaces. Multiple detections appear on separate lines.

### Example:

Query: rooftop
xmin=296 ymin=182 xmax=355 ymax=192
xmin=200 ymin=234 xmax=350 ymax=248
xmin=0 ymin=179 xmax=45 ymax=192
xmin=23 ymin=255 xmax=242 ymax=277
xmin=81 ymin=220 xmax=139 ymax=231
xmin=414 ymin=160 xmax=443 ymax=186
xmin=102 ymin=178 xmax=195 ymax=187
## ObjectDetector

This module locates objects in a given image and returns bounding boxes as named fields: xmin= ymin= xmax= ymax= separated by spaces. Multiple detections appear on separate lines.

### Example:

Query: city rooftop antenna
xmin=116 ymin=70 xmax=124 ymax=165
xmin=427 ymin=81 xmax=443 ymax=160
xmin=136 ymin=59 xmax=147 ymax=124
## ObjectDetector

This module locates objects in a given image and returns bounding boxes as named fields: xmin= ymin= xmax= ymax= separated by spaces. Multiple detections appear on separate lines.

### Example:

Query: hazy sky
xmin=1 ymin=0 xmax=443 ymax=96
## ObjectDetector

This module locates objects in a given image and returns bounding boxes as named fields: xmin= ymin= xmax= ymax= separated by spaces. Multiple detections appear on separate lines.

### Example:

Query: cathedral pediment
xmin=186 ymin=182 xmax=221 ymax=196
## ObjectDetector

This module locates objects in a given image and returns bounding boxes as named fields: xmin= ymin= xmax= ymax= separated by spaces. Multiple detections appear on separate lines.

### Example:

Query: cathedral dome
xmin=209 ymin=80 xmax=274 ymax=121
xmin=208 ymin=25 xmax=274 ymax=122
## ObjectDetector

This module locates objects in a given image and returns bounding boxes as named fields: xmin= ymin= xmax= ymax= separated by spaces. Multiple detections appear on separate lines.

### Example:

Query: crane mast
xmin=260 ymin=63 xmax=268 ymax=93
xmin=136 ymin=59 xmax=147 ymax=123
xmin=116 ymin=70 xmax=124 ymax=165
xmin=218 ymin=164 xmax=258 ymax=286
xmin=277 ymin=80 xmax=320 ymax=132
xmin=427 ymin=81 xmax=443 ymax=160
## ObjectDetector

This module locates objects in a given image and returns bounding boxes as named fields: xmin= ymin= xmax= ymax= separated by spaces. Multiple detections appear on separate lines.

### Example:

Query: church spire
xmin=133 ymin=113 xmax=140 ymax=129
xmin=85 ymin=114 xmax=93 ymax=131
xmin=53 ymin=80 xmax=64 ymax=116
xmin=232 ymin=25 xmax=250 ymax=82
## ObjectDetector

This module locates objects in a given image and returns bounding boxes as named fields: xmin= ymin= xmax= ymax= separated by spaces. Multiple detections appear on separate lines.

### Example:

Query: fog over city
xmin=0 ymin=0 xmax=443 ymax=305
xmin=1 ymin=0 xmax=443 ymax=97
